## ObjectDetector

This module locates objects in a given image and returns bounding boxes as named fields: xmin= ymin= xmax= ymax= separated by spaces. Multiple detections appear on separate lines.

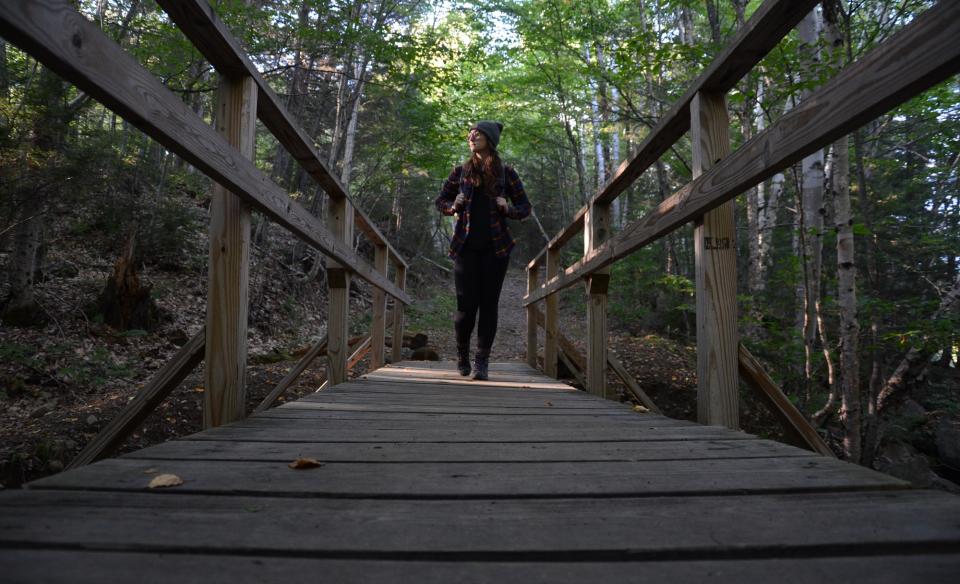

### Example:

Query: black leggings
xmin=454 ymin=247 xmax=510 ymax=351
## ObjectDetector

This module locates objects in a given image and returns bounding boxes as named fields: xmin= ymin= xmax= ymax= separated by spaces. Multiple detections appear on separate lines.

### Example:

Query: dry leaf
xmin=633 ymin=405 xmax=650 ymax=413
xmin=148 ymin=473 xmax=183 ymax=488
xmin=289 ymin=457 xmax=323 ymax=469
xmin=545 ymin=401 xmax=553 ymax=407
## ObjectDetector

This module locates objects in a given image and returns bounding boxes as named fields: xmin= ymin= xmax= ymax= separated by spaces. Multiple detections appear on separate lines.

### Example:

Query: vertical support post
xmin=526 ymin=264 xmax=540 ymax=369
xmin=326 ymin=196 xmax=354 ymax=387
xmin=584 ymin=202 xmax=611 ymax=397
xmin=370 ymin=244 xmax=388 ymax=370
xmin=692 ymin=91 xmax=738 ymax=429
xmin=391 ymin=262 xmax=407 ymax=364
xmin=544 ymin=247 xmax=560 ymax=378
xmin=204 ymin=75 xmax=256 ymax=429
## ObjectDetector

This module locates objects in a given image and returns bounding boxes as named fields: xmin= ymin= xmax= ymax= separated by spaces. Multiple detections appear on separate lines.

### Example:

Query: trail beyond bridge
xmin=2 ymin=362 xmax=960 ymax=582
xmin=2 ymin=0 xmax=960 ymax=581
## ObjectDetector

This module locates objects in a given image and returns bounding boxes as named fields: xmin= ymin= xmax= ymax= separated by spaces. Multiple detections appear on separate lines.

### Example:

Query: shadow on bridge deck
xmin=1 ymin=361 xmax=958 ymax=582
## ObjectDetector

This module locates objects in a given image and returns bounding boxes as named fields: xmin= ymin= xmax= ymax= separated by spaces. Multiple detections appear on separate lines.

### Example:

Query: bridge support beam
xmin=326 ymin=195 xmax=354 ymax=387
xmin=204 ymin=75 xmax=256 ymax=429
xmin=526 ymin=264 xmax=540 ymax=369
xmin=692 ymin=91 xmax=739 ymax=429
xmin=370 ymin=244 xmax=388 ymax=369
xmin=544 ymin=247 xmax=560 ymax=378
xmin=584 ymin=201 xmax=611 ymax=397
xmin=391 ymin=262 xmax=406 ymax=363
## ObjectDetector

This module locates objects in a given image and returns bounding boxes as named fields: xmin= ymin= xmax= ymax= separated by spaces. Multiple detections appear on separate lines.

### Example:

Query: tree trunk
xmin=95 ymin=227 xmax=159 ymax=331
xmin=833 ymin=133 xmax=860 ymax=460
xmin=2 ymin=67 xmax=71 ymax=326
xmin=798 ymin=9 xmax=826 ymax=392
xmin=271 ymin=0 xmax=311 ymax=188
xmin=752 ymin=76 xmax=783 ymax=294
xmin=0 ymin=37 xmax=8 ymax=99
xmin=705 ymin=0 xmax=722 ymax=44
xmin=2 ymin=194 xmax=44 ymax=326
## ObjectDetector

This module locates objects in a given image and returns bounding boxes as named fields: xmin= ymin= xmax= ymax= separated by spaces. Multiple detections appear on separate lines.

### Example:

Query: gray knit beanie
xmin=472 ymin=120 xmax=504 ymax=150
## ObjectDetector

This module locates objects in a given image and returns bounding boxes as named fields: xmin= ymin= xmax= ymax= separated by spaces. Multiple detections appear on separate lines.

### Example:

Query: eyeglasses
xmin=468 ymin=129 xmax=484 ymax=139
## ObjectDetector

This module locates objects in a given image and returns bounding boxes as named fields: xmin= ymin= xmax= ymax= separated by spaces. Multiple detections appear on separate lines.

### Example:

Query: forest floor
xmin=1 ymin=253 xmax=958 ymax=494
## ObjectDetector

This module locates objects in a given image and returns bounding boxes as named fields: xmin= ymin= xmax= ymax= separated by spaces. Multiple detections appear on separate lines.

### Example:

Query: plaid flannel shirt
xmin=435 ymin=164 xmax=532 ymax=259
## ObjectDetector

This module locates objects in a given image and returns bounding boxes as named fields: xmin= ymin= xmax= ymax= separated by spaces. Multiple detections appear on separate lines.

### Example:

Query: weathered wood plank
xmin=525 ymin=0 xmax=821 ymax=269
xmin=280 ymin=401 xmax=624 ymax=414
xmin=391 ymin=264 xmax=407 ymax=363
xmin=7 ymin=491 xmax=955 ymax=557
xmin=204 ymin=74 xmax=256 ymax=429
xmin=181 ymin=424 xmax=758 ymax=443
xmin=0 ymin=1 xmax=410 ymax=303
xmin=26 ymin=456 xmax=906 ymax=497
xmin=370 ymin=245 xmax=389 ymax=369
xmin=258 ymin=408 xmax=640 ymax=420
xmin=544 ymin=248 xmax=560 ymax=378
xmin=326 ymin=193 xmax=353 ymax=386
xmin=119 ymin=437 xmax=815 ymax=463
xmin=244 ymin=412 xmax=687 ymax=429
xmin=358 ymin=373 xmax=573 ymax=391
xmin=3 ymin=551 xmax=958 ymax=584
xmin=524 ymin=1 xmax=960 ymax=305
xmin=526 ymin=264 xmax=540 ymax=368
xmin=220 ymin=414 xmax=697 ymax=434
xmin=584 ymin=201 xmax=611 ymax=397
xmin=297 ymin=390 xmax=612 ymax=406
xmin=66 ymin=330 xmax=205 ymax=469
xmin=691 ymin=90 xmax=738 ymax=430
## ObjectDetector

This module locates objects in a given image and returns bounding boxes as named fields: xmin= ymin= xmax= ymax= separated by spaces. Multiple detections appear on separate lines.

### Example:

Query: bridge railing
xmin=0 ymin=0 xmax=411 ymax=467
xmin=524 ymin=0 xmax=959 ymax=455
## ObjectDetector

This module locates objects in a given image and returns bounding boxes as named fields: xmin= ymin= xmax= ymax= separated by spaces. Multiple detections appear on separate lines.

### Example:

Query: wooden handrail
xmin=526 ymin=0 xmax=819 ymax=270
xmin=156 ymin=0 xmax=407 ymax=270
xmin=0 ymin=2 xmax=410 ymax=303
xmin=524 ymin=0 xmax=960 ymax=305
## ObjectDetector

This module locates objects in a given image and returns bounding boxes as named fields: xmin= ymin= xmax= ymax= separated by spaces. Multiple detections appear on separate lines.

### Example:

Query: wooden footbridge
xmin=3 ymin=0 xmax=960 ymax=581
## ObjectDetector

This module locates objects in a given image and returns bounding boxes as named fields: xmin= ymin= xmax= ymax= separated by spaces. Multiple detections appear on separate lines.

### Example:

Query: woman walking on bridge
xmin=435 ymin=121 xmax=532 ymax=381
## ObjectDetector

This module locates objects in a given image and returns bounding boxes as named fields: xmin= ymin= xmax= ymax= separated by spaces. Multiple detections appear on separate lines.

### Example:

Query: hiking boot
xmin=457 ymin=344 xmax=471 ymax=376
xmin=473 ymin=349 xmax=490 ymax=381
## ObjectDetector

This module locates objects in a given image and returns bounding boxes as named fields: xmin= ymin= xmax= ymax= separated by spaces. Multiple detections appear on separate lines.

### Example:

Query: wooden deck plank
xmin=25 ymin=456 xmax=906 ymax=497
xmin=179 ymin=423 xmax=759 ymax=443
xmin=3 ymin=359 xmax=956 ymax=583
xmin=274 ymin=401 xmax=634 ymax=414
xmin=254 ymin=410 xmax=651 ymax=421
xmin=240 ymin=412 xmax=691 ymax=427
xmin=117 ymin=437 xmax=818 ymax=463
xmin=3 ymin=551 xmax=958 ymax=584
xmin=1 ymin=490 xmax=957 ymax=555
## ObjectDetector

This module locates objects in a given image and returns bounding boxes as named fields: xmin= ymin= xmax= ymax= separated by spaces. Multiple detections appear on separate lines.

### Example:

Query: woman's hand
xmin=495 ymin=196 xmax=509 ymax=214
xmin=453 ymin=193 xmax=467 ymax=212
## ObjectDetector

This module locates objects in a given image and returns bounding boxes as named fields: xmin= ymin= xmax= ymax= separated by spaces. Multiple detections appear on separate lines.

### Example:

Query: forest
xmin=0 ymin=0 xmax=957 ymax=492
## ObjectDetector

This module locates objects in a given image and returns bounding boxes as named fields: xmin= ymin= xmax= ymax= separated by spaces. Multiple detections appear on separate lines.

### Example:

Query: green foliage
xmin=408 ymin=288 xmax=457 ymax=332
xmin=608 ymin=246 xmax=693 ymax=338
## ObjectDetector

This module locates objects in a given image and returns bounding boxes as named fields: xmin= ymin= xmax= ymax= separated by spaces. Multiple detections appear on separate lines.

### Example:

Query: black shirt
xmin=465 ymin=179 xmax=492 ymax=250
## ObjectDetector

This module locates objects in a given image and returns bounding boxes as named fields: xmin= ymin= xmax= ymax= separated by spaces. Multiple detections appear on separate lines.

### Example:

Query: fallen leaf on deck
xmin=545 ymin=401 xmax=553 ymax=407
xmin=633 ymin=405 xmax=650 ymax=413
xmin=148 ymin=473 xmax=183 ymax=488
xmin=289 ymin=457 xmax=323 ymax=469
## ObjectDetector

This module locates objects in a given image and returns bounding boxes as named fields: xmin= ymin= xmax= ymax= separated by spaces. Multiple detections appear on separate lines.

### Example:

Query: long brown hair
xmin=462 ymin=149 xmax=504 ymax=197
